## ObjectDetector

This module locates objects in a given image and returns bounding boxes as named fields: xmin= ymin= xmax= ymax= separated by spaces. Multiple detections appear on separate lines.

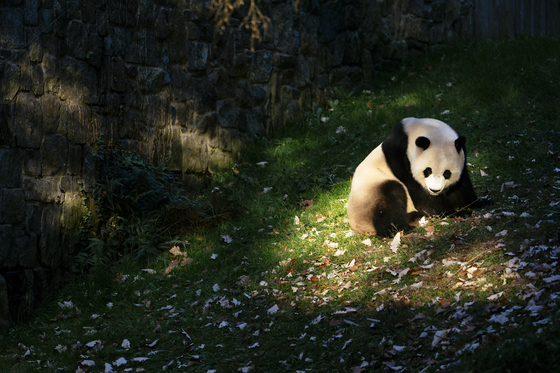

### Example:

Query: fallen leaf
xmin=298 ymin=199 xmax=314 ymax=209
xmin=168 ymin=246 xmax=184 ymax=258
xmin=181 ymin=257 xmax=194 ymax=266
xmin=164 ymin=259 xmax=180 ymax=274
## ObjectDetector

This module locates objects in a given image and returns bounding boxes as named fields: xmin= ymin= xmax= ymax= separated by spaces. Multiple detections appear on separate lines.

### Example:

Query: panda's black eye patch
xmin=443 ymin=170 xmax=451 ymax=179
xmin=423 ymin=168 xmax=432 ymax=177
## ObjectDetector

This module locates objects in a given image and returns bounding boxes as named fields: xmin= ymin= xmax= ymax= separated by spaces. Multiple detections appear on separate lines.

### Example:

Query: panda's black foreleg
xmin=373 ymin=181 xmax=414 ymax=237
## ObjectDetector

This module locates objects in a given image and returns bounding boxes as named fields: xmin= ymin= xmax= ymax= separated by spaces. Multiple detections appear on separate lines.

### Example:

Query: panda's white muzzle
xmin=425 ymin=175 xmax=446 ymax=195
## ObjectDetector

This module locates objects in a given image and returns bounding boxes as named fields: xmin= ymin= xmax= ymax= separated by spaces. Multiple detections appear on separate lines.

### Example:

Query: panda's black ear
xmin=415 ymin=136 xmax=430 ymax=150
xmin=455 ymin=136 xmax=466 ymax=153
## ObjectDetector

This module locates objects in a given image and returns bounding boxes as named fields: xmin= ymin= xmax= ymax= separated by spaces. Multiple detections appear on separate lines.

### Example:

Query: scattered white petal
xmin=256 ymin=161 xmax=268 ymax=167
xmin=341 ymin=339 xmax=352 ymax=350
xmin=311 ymin=315 xmax=323 ymax=325
xmin=489 ymin=313 xmax=509 ymax=324
xmin=248 ymin=342 xmax=260 ymax=349
xmin=213 ymin=283 xmax=220 ymax=292
xmin=104 ymin=363 xmax=113 ymax=373
xmin=81 ymin=360 xmax=95 ymax=367
xmin=221 ymin=234 xmax=233 ymax=243
xmin=106 ymin=302 xmax=113 ymax=309
xmin=361 ymin=238 xmax=372 ymax=246
xmin=211 ymin=253 xmax=218 ymax=259
xmin=121 ymin=339 xmax=130 ymax=350
xmin=418 ymin=216 xmax=428 ymax=226
xmin=141 ymin=269 xmax=156 ymax=274
xmin=393 ymin=345 xmax=406 ymax=352
xmin=410 ymin=281 xmax=423 ymax=289
xmin=543 ymin=275 xmax=560 ymax=283
xmin=495 ymin=229 xmax=508 ymax=237
xmin=113 ymin=357 xmax=127 ymax=367
xmin=54 ymin=344 xmax=67 ymax=353
xmin=85 ymin=340 xmax=101 ymax=348
xmin=58 ymin=301 xmax=74 ymax=309
xmin=487 ymin=292 xmax=503 ymax=301
xmin=431 ymin=329 xmax=449 ymax=347
xmin=480 ymin=170 xmax=488 ymax=176
xmin=333 ymin=249 xmax=347 ymax=256
xmin=147 ymin=339 xmax=158 ymax=348
xmin=390 ymin=232 xmax=401 ymax=253
xmin=130 ymin=357 xmax=149 ymax=363
xmin=267 ymin=304 xmax=279 ymax=315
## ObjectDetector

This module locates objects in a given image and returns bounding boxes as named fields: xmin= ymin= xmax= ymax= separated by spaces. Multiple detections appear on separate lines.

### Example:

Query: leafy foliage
xmin=74 ymin=144 xmax=234 ymax=271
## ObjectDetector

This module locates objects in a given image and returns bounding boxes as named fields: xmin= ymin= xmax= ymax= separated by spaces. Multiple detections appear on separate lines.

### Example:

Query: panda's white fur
xmin=347 ymin=117 xmax=479 ymax=237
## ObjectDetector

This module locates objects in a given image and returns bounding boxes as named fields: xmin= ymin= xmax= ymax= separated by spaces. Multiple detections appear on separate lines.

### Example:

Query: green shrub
xmin=74 ymin=143 xmax=232 ymax=271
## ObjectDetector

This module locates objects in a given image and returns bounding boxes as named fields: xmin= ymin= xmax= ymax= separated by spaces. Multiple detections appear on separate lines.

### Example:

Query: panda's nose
xmin=430 ymin=188 xmax=441 ymax=194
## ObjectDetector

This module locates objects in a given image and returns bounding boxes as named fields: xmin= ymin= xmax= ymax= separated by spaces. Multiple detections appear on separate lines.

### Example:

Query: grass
xmin=1 ymin=36 xmax=560 ymax=373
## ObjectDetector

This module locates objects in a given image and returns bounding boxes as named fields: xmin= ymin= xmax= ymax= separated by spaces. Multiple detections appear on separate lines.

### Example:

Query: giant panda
xmin=347 ymin=117 xmax=480 ymax=237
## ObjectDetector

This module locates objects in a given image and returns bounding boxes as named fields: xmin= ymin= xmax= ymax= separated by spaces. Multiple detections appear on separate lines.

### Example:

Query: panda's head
xmin=404 ymin=118 xmax=466 ymax=196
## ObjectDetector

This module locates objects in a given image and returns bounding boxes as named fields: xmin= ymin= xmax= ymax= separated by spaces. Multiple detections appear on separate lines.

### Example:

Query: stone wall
xmin=0 ymin=0 xmax=474 ymax=330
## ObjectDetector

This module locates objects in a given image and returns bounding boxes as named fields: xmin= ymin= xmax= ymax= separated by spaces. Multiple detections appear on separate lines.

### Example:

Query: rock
xmin=155 ymin=8 xmax=170 ymax=39
xmin=318 ymin=1 xmax=341 ymax=43
xmin=0 ymin=148 xmax=23 ymax=188
xmin=138 ymin=67 xmax=167 ymax=93
xmin=251 ymin=50 xmax=273 ymax=83
xmin=39 ymin=204 xmax=61 ymax=268
xmin=299 ymin=13 xmax=319 ymax=55
xmin=24 ymin=0 xmax=39 ymax=26
xmin=230 ymin=52 xmax=252 ymax=78
xmin=16 ymin=230 xmax=38 ymax=269
xmin=341 ymin=5 xmax=361 ymax=31
xmin=59 ymin=57 xmax=98 ymax=104
xmin=1 ymin=62 xmax=21 ymax=101
xmin=67 ymin=20 xmax=88 ymax=59
xmin=0 ymin=8 xmax=25 ymax=49
xmin=61 ymin=192 xmax=82 ymax=231
xmin=23 ymin=149 xmax=41 ymax=177
xmin=181 ymin=131 xmax=209 ymax=174
xmin=23 ymin=176 xmax=62 ymax=203
xmin=25 ymin=204 xmax=42 ymax=236
xmin=188 ymin=41 xmax=209 ymax=71
xmin=41 ymin=134 xmax=68 ymax=177
xmin=0 ymin=275 xmax=9 ymax=333
xmin=15 ymin=93 xmax=43 ymax=149
xmin=0 ymin=225 xmax=17 ymax=268
xmin=0 ymin=189 xmax=26 ymax=224
xmin=294 ymin=55 xmax=311 ymax=88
